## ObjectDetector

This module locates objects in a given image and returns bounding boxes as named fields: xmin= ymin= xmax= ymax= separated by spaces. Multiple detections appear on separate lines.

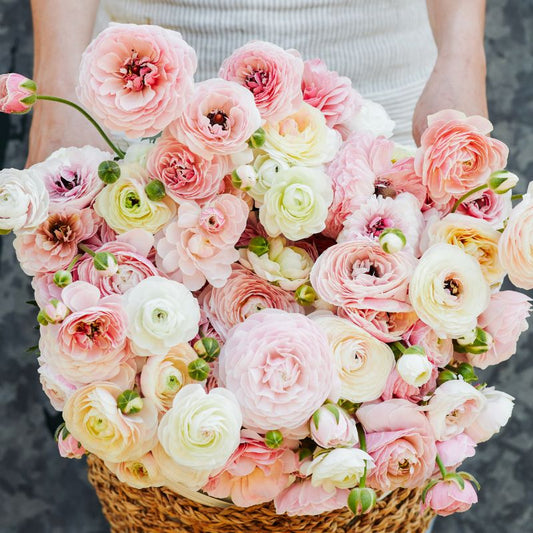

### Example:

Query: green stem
xmin=436 ymin=454 xmax=447 ymax=479
xmin=78 ymin=244 xmax=96 ymax=258
xmin=391 ymin=341 xmax=406 ymax=354
xmin=357 ymin=424 xmax=368 ymax=488
xmin=66 ymin=254 xmax=82 ymax=272
xmin=36 ymin=95 xmax=125 ymax=159
xmin=511 ymin=194 xmax=523 ymax=201
xmin=451 ymin=184 xmax=488 ymax=213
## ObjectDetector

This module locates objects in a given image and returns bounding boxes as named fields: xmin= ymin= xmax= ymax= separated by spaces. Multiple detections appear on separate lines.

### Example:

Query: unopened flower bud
xmin=248 ymin=236 xmax=269 ymax=257
xmin=455 ymin=329 xmax=477 ymax=347
xmin=145 ymin=179 xmax=166 ymax=201
xmin=248 ymin=127 xmax=266 ymax=149
xmin=311 ymin=404 xmax=358 ymax=448
xmin=348 ymin=487 xmax=377 ymax=516
xmin=397 ymin=351 xmax=433 ymax=387
xmin=453 ymin=327 xmax=492 ymax=355
xmin=117 ymin=390 xmax=143 ymax=415
xmin=193 ymin=337 xmax=220 ymax=362
xmin=53 ymin=269 xmax=72 ymax=288
xmin=42 ymin=299 xmax=69 ymax=324
xmin=93 ymin=251 xmax=118 ymax=275
xmin=379 ymin=228 xmax=406 ymax=253
xmin=98 ymin=160 xmax=121 ymax=184
xmin=0 ymin=73 xmax=37 ymax=114
xmin=37 ymin=310 xmax=49 ymax=326
xmin=295 ymin=284 xmax=317 ymax=306
xmin=456 ymin=363 xmax=478 ymax=384
xmin=488 ymin=170 xmax=519 ymax=194
xmin=437 ymin=369 xmax=457 ymax=386
xmin=232 ymin=165 xmax=257 ymax=190
xmin=265 ymin=430 xmax=284 ymax=449
xmin=188 ymin=358 xmax=210 ymax=381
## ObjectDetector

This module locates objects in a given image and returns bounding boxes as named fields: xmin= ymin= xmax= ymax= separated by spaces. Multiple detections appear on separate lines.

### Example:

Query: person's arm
xmin=412 ymin=0 xmax=487 ymax=145
xmin=27 ymin=0 xmax=104 ymax=166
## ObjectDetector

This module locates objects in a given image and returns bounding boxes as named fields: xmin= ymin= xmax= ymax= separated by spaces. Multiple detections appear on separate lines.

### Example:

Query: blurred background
xmin=0 ymin=1 xmax=531 ymax=532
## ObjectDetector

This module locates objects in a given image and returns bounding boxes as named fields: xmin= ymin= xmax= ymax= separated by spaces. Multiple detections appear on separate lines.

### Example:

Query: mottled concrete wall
xmin=0 ymin=1 xmax=531 ymax=532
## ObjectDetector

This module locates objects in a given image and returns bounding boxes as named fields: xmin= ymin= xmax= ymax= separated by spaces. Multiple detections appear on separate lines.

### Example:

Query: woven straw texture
xmin=87 ymin=455 xmax=434 ymax=533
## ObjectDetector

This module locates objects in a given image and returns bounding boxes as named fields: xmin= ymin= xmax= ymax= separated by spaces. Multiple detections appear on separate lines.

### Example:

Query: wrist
xmin=436 ymin=43 xmax=486 ymax=76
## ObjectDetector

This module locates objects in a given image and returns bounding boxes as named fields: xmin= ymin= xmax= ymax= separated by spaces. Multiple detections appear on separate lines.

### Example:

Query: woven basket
xmin=87 ymin=455 xmax=434 ymax=533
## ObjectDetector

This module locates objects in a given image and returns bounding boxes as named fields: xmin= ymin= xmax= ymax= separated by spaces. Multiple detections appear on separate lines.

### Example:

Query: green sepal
xmin=443 ymin=472 xmax=465 ymax=490
xmin=457 ymin=471 xmax=481 ymax=491
xmin=312 ymin=409 xmax=321 ymax=430
xmin=421 ymin=479 xmax=439 ymax=503
xmin=324 ymin=403 xmax=341 ymax=424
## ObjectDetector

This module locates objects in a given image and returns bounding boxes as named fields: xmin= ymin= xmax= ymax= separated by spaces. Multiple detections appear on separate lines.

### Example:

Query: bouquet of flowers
xmin=1 ymin=23 xmax=531 ymax=521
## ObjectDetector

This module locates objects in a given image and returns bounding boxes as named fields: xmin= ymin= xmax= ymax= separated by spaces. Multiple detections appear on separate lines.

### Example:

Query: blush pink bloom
xmin=302 ymin=58 xmax=362 ymax=131
xmin=37 ymin=361 xmax=77 ymax=411
xmin=465 ymin=291 xmax=531 ymax=369
xmin=422 ymin=479 xmax=478 ymax=517
xmin=0 ymin=73 xmax=36 ymax=114
xmin=58 ymin=432 xmax=86 ymax=459
xmin=310 ymin=405 xmax=358 ymax=448
xmin=32 ymin=272 xmax=63 ymax=309
xmin=310 ymin=238 xmax=416 ymax=313
xmin=356 ymin=399 xmax=437 ymax=491
xmin=220 ymin=41 xmax=304 ymax=121
xmin=456 ymin=188 xmax=511 ymax=228
xmin=324 ymin=132 xmax=395 ymax=238
xmin=199 ymin=265 xmax=302 ymax=340
xmin=218 ymin=309 xmax=335 ymax=434
xmin=414 ymin=110 xmax=508 ymax=203
xmin=274 ymin=480 xmax=349 ymax=516
xmin=145 ymin=133 xmax=227 ymax=205
xmin=436 ymin=434 xmax=476 ymax=470
xmin=13 ymin=208 xmax=98 ymax=275
xmin=156 ymin=195 xmax=249 ymax=290
xmin=77 ymin=23 xmax=197 ymax=138
xmin=204 ymin=429 xmax=298 ymax=507
xmin=404 ymin=321 xmax=454 ymax=368
xmin=381 ymin=365 xmax=438 ymax=403
xmin=168 ymin=78 xmax=261 ymax=160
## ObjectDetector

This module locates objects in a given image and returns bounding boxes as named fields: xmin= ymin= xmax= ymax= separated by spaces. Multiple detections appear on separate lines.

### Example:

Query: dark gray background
xmin=0 ymin=1 xmax=531 ymax=532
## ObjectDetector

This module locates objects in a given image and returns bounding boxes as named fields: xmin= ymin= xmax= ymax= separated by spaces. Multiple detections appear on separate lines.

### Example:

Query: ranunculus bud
xmin=93 ymin=251 xmax=119 ymax=275
xmin=0 ymin=73 xmax=37 ymax=114
xmin=295 ymin=283 xmax=317 ymax=306
xmin=248 ymin=127 xmax=266 ymax=149
xmin=379 ymin=228 xmax=406 ymax=254
xmin=488 ymin=170 xmax=519 ymax=194
xmin=193 ymin=337 xmax=220 ymax=362
xmin=53 ymin=269 xmax=73 ymax=288
xmin=57 ymin=431 xmax=86 ymax=459
xmin=231 ymin=165 xmax=257 ymax=190
xmin=310 ymin=404 xmax=358 ymax=448
xmin=265 ymin=429 xmax=284 ymax=449
xmin=117 ymin=389 xmax=143 ymax=415
xmin=42 ymin=299 xmax=69 ymax=324
xmin=98 ymin=160 xmax=121 ymax=184
xmin=348 ymin=487 xmax=377 ymax=516
xmin=188 ymin=358 xmax=210 ymax=381
xmin=145 ymin=179 xmax=166 ymax=201
xmin=437 ymin=369 xmax=457 ymax=386
xmin=37 ymin=310 xmax=50 ymax=326
xmin=453 ymin=327 xmax=492 ymax=355
xmin=397 ymin=351 xmax=433 ymax=387
xmin=456 ymin=363 xmax=478 ymax=384
xmin=248 ymin=235 xmax=269 ymax=257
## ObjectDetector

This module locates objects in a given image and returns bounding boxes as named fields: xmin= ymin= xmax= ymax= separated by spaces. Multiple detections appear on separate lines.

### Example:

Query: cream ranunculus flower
xmin=259 ymin=166 xmax=333 ymax=240
xmin=263 ymin=103 xmax=341 ymax=167
xmin=140 ymin=343 xmax=198 ymax=412
xmin=241 ymin=236 xmax=314 ymax=291
xmin=158 ymin=384 xmax=242 ymax=471
xmin=63 ymin=382 xmax=159 ymax=463
xmin=104 ymin=451 xmax=165 ymax=489
xmin=311 ymin=312 xmax=395 ymax=403
xmin=424 ymin=213 xmax=505 ymax=287
xmin=94 ymin=163 xmax=176 ymax=234
xmin=124 ymin=276 xmax=200 ymax=356
xmin=409 ymin=244 xmax=490 ymax=339
xmin=249 ymin=153 xmax=290 ymax=205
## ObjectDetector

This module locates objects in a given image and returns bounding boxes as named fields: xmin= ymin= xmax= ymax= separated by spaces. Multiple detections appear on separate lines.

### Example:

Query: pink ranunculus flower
xmin=356 ymin=399 xmax=437 ymax=491
xmin=456 ymin=188 xmax=512 ymax=228
xmin=156 ymin=194 xmax=249 ymax=290
xmin=381 ymin=365 xmax=438 ymax=403
xmin=218 ymin=309 xmax=335 ymax=434
xmin=57 ymin=432 xmax=86 ymax=459
xmin=274 ymin=480 xmax=349 ymax=516
xmin=145 ymin=133 xmax=227 ymax=205
xmin=302 ymin=58 xmax=362 ymax=131
xmin=199 ymin=265 xmax=302 ymax=340
xmin=204 ymin=429 xmax=298 ymax=507
xmin=465 ymin=290 xmax=531 ymax=369
xmin=324 ymin=132 xmax=395 ymax=238
xmin=310 ymin=238 xmax=416 ymax=313
xmin=436 ymin=434 xmax=476 ymax=470
xmin=310 ymin=405 xmax=358 ymax=449
xmin=35 ymin=146 xmax=111 ymax=211
xmin=422 ymin=479 xmax=478 ymax=517
xmin=414 ymin=110 xmax=508 ymax=203
xmin=77 ymin=23 xmax=197 ymax=138
xmin=37 ymin=361 xmax=77 ymax=411
xmin=13 ymin=207 xmax=98 ymax=275
xmin=32 ymin=273 xmax=63 ymax=309
xmin=220 ymin=41 xmax=303 ymax=121
xmin=168 ymin=78 xmax=261 ymax=160
xmin=0 ymin=73 xmax=36 ymax=114
xmin=404 ymin=320 xmax=454 ymax=368
xmin=75 ymin=230 xmax=160 ymax=296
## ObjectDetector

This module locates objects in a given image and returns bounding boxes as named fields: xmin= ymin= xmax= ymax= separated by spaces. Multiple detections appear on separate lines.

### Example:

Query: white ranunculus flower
xmin=123 ymin=140 xmax=154 ymax=168
xmin=311 ymin=312 xmax=395 ymax=402
xmin=426 ymin=380 xmax=487 ymax=442
xmin=249 ymin=153 xmax=290 ymax=205
xmin=259 ymin=166 xmax=333 ymax=240
xmin=158 ymin=384 xmax=242 ymax=471
xmin=465 ymin=387 xmax=514 ymax=444
xmin=105 ymin=451 xmax=165 ymax=489
xmin=124 ymin=277 xmax=200 ymax=356
xmin=409 ymin=244 xmax=490 ymax=339
xmin=302 ymin=448 xmax=374 ymax=492
xmin=0 ymin=167 xmax=49 ymax=233
xmin=263 ymin=103 xmax=341 ymax=167
xmin=343 ymin=98 xmax=395 ymax=139
xmin=397 ymin=352 xmax=433 ymax=387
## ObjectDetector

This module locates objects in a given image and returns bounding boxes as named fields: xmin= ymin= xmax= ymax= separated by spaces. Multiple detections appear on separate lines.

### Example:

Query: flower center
xmin=199 ymin=207 xmax=225 ymax=233
xmin=207 ymin=110 xmax=229 ymax=130
xmin=120 ymin=51 xmax=159 ymax=91
xmin=244 ymin=69 xmax=269 ymax=94
xmin=444 ymin=277 xmax=462 ymax=296
xmin=54 ymin=170 xmax=80 ymax=192
xmin=374 ymin=181 xmax=397 ymax=199
xmin=366 ymin=216 xmax=394 ymax=238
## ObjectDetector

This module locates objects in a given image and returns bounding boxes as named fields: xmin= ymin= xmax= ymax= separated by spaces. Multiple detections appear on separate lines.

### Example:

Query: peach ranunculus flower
xmin=498 ymin=182 xmax=533 ymax=289
xmin=414 ymin=110 xmax=508 ymax=203
xmin=105 ymin=451 xmax=165 ymax=489
xmin=13 ymin=207 xmax=97 ymax=275
xmin=219 ymin=41 xmax=304 ymax=121
xmin=63 ymin=382 xmax=159 ymax=463
xmin=77 ymin=23 xmax=197 ymax=138
xmin=168 ymin=78 xmax=261 ymax=160
xmin=356 ymin=399 xmax=437 ymax=491
xmin=199 ymin=265 xmax=302 ymax=340
xmin=204 ymin=429 xmax=298 ymax=507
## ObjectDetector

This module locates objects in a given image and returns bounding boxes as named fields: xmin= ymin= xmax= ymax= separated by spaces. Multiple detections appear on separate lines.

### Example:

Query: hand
xmin=412 ymin=49 xmax=488 ymax=146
